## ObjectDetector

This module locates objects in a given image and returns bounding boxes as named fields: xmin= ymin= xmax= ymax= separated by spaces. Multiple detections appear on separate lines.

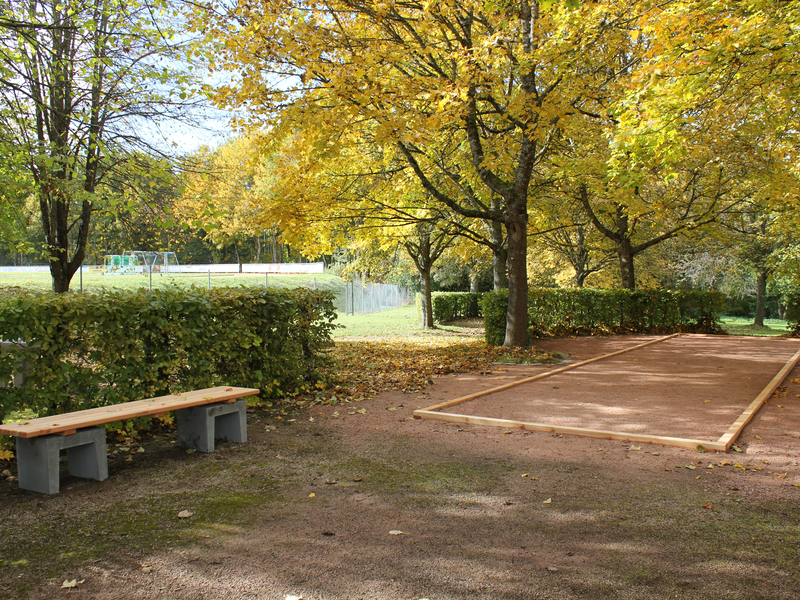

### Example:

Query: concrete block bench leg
xmin=175 ymin=398 xmax=248 ymax=453
xmin=16 ymin=426 xmax=108 ymax=495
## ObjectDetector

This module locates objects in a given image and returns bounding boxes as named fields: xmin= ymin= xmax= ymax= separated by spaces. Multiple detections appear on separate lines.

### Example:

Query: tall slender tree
xmin=0 ymin=0 xmax=201 ymax=291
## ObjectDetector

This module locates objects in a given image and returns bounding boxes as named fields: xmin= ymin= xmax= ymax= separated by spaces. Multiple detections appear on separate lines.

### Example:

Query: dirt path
xmin=1 ymin=335 xmax=799 ymax=599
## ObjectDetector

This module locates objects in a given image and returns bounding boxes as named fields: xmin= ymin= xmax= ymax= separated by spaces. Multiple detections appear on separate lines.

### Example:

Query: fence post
xmin=79 ymin=265 xmax=83 ymax=294
xmin=265 ymin=272 xmax=268 ymax=289
xmin=208 ymin=269 xmax=211 ymax=290
xmin=149 ymin=265 xmax=153 ymax=291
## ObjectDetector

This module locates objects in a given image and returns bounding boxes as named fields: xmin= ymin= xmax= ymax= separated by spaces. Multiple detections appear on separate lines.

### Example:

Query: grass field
xmin=0 ymin=269 xmax=344 ymax=294
xmin=720 ymin=317 xmax=789 ymax=337
xmin=333 ymin=304 xmax=484 ymax=339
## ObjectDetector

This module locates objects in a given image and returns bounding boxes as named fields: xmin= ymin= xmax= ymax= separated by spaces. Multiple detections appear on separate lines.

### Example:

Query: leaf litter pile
xmin=318 ymin=337 xmax=558 ymax=404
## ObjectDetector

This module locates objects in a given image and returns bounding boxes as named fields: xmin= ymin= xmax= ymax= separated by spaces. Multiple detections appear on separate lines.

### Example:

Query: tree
xmin=0 ymin=0 xmax=201 ymax=291
xmin=613 ymin=0 xmax=800 ymax=236
xmin=196 ymin=0 xmax=640 ymax=346
xmin=177 ymin=136 xmax=266 ymax=265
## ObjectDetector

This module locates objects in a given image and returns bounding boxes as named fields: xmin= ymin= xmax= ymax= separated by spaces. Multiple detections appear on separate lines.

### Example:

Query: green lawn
xmin=720 ymin=317 xmax=789 ymax=337
xmin=333 ymin=304 xmax=484 ymax=339
xmin=0 ymin=270 xmax=345 ymax=294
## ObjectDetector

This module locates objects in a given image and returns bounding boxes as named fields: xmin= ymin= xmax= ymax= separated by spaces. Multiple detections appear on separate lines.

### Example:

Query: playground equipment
xmin=103 ymin=251 xmax=179 ymax=275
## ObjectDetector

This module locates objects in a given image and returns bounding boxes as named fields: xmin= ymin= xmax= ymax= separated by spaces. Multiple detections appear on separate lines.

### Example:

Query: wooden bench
xmin=0 ymin=386 xmax=259 ymax=494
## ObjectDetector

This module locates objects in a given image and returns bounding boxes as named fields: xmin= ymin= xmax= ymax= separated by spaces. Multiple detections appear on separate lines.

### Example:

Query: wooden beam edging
xmin=415 ymin=333 xmax=681 ymax=414
xmin=414 ymin=410 xmax=725 ymax=452
xmin=716 ymin=346 xmax=800 ymax=451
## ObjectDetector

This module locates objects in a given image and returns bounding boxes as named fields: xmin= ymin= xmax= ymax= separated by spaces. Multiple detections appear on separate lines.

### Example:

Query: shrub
xmin=415 ymin=292 xmax=483 ymax=324
xmin=432 ymin=292 xmax=483 ymax=323
xmin=480 ymin=289 xmax=509 ymax=347
xmin=482 ymin=287 xmax=724 ymax=346
xmin=784 ymin=289 xmax=800 ymax=335
xmin=0 ymin=286 xmax=336 ymax=421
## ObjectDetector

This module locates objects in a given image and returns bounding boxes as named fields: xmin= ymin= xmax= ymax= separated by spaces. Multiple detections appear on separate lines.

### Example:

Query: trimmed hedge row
xmin=415 ymin=292 xmax=484 ymax=324
xmin=785 ymin=291 xmax=800 ymax=335
xmin=0 ymin=287 xmax=336 ymax=421
xmin=432 ymin=292 xmax=483 ymax=323
xmin=481 ymin=288 xmax=725 ymax=346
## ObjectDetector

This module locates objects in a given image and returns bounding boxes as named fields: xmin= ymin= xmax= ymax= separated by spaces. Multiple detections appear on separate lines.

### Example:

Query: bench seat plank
xmin=0 ymin=386 xmax=259 ymax=438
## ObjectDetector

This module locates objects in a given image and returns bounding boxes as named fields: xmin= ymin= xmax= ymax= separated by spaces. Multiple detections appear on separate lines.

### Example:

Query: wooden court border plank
xmin=414 ymin=334 xmax=800 ymax=453
xmin=716 ymin=346 xmax=800 ymax=450
xmin=414 ymin=410 xmax=725 ymax=451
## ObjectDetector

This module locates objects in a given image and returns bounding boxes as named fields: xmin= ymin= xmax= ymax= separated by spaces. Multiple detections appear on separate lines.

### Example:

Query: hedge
xmin=785 ymin=290 xmax=800 ymax=335
xmin=416 ymin=292 xmax=483 ymax=324
xmin=0 ymin=286 xmax=336 ymax=421
xmin=481 ymin=288 xmax=725 ymax=346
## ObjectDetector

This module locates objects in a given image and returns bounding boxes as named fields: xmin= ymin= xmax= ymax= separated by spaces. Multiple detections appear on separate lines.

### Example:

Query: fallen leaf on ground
xmin=702 ymin=503 xmax=714 ymax=509
xmin=61 ymin=579 xmax=85 ymax=589
xmin=177 ymin=510 xmax=193 ymax=518
xmin=543 ymin=498 xmax=552 ymax=504
xmin=389 ymin=530 xmax=404 ymax=535
xmin=321 ymin=339 xmax=559 ymax=401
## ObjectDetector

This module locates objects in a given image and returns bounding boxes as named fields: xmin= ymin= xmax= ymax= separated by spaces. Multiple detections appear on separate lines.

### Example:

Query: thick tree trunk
xmin=504 ymin=205 xmax=528 ymax=347
xmin=753 ymin=270 xmax=768 ymax=327
xmin=618 ymin=238 xmax=636 ymax=290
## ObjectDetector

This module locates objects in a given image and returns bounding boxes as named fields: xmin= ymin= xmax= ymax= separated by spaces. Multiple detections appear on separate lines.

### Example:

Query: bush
xmin=480 ymin=289 xmax=509 ymax=347
xmin=415 ymin=292 xmax=484 ymax=324
xmin=482 ymin=287 xmax=724 ymax=346
xmin=432 ymin=292 xmax=483 ymax=323
xmin=784 ymin=289 xmax=800 ymax=334
xmin=0 ymin=286 xmax=336 ymax=421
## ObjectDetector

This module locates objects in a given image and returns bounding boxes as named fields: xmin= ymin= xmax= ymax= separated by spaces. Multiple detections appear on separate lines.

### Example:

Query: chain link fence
xmin=0 ymin=266 xmax=411 ymax=315
xmin=342 ymin=279 xmax=412 ymax=315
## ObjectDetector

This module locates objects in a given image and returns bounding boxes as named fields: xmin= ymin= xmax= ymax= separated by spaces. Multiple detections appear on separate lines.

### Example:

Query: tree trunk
xmin=420 ymin=269 xmax=434 ymax=328
xmin=618 ymin=238 xmax=636 ymax=290
xmin=489 ymin=202 xmax=508 ymax=290
xmin=504 ymin=204 xmax=528 ymax=347
xmin=753 ymin=270 xmax=768 ymax=327
xmin=469 ymin=270 xmax=480 ymax=293
xmin=492 ymin=243 xmax=508 ymax=290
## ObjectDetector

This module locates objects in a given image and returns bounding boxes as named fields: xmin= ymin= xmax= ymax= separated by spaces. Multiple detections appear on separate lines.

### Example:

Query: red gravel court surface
xmin=416 ymin=334 xmax=800 ymax=449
